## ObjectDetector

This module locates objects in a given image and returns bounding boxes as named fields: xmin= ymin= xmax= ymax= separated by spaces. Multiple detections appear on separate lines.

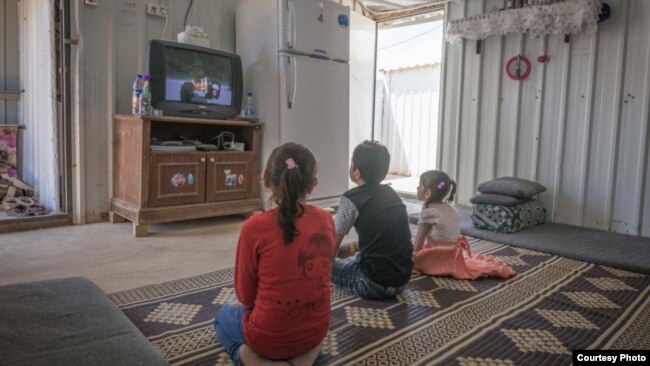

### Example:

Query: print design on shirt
xmin=269 ymin=230 xmax=333 ymax=320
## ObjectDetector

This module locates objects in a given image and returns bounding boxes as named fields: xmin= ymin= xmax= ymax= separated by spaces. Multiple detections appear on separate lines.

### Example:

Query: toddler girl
xmin=214 ymin=142 xmax=336 ymax=366
xmin=412 ymin=170 xmax=515 ymax=280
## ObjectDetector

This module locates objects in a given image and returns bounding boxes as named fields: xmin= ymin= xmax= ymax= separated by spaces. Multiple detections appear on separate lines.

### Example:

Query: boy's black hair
xmin=352 ymin=140 xmax=390 ymax=185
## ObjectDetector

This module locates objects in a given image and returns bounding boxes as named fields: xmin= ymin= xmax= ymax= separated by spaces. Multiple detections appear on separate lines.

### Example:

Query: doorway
xmin=0 ymin=0 xmax=70 ymax=229
xmin=374 ymin=11 xmax=444 ymax=196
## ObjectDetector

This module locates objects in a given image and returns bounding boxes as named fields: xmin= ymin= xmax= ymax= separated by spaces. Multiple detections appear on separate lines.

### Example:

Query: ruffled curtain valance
xmin=445 ymin=0 xmax=602 ymax=43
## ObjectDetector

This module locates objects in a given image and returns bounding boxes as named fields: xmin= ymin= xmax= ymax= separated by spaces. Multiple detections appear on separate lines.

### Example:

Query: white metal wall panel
xmin=496 ymin=33 xmax=521 ymax=178
xmin=379 ymin=65 xmax=441 ymax=177
xmin=456 ymin=0 xmax=482 ymax=202
xmin=556 ymin=30 xmax=593 ymax=226
xmin=515 ymin=37 xmax=543 ymax=182
xmin=476 ymin=0 xmax=503 ymax=186
xmin=584 ymin=0 xmax=626 ymax=232
xmin=611 ymin=0 xmax=650 ymax=235
xmin=442 ymin=0 xmax=650 ymax=237
xmin=440 ymin=2 xmax=464 ymax=178
xmin=536 ymin=35 xmax=569 ymax=218
xmin=18 ymin=0 xmax=58 ymax=210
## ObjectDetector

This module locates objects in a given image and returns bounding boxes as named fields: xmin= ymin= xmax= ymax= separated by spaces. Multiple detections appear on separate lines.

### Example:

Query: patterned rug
xmin=109 ymin=239 xmax=650 ymax=366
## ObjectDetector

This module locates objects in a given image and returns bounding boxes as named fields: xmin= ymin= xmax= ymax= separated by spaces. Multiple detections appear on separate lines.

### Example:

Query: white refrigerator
xmin=236 ymin=0 xmax=350 ymax=208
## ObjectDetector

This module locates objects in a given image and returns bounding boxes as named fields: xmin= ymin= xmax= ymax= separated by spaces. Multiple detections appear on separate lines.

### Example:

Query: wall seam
xmin=606 ymin=1 xmax=629 ymax=232
xmin=492 ymin=34 xmax=504 ymax=178
xmin=437 ymin=4 xmax=449 ymax=170
xmin=512 ymin=33 xmax=524 ymax=176
xmin=551 ymin=35 xmax=572 ymax=222
xmin=531 ymin=36 xmax=547 ymax=182
xmin=470 ymin=0 xmax=485 ymax=198
xmin=453 ymin=0 xmax=467 ymax=181
xmin=578 ymin=32 xmax=599 ymax=226
xmin=634 ymin=15 xmax=650 ymax=235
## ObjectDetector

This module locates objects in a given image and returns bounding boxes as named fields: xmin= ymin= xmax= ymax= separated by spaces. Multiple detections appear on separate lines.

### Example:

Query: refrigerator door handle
xmin=287 ymin=1 xmax=296 ymax=49
xmin=290 ymin=56 xmax=297 ymax=109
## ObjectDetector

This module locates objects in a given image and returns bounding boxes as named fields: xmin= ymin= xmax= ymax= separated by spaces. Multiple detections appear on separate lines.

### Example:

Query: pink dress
xmin=412 ymin=204 xmax=515 ymax=280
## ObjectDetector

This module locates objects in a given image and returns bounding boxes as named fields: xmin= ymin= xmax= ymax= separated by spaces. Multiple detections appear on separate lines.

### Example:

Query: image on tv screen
xmin=165 ymin=47 xmax=233 ymax=106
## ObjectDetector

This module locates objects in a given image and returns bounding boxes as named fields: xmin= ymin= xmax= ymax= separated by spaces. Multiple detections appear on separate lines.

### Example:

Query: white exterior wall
xmin=378 ymin=64 xmax=441 ymax=177
xmin=440 ymin=0 xmax=650 ymax=237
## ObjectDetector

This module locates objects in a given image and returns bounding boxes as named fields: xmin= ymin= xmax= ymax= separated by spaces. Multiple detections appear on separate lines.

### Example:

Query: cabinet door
xmin=149 ymin=154 xmax=206 ymax=207
xmin=206 ymin=152 xmax=254 ymax=202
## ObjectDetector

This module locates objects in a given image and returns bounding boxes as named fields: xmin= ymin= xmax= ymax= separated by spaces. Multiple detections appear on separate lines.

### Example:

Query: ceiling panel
xmin=360 ymin=0 xmax=441 ymax=12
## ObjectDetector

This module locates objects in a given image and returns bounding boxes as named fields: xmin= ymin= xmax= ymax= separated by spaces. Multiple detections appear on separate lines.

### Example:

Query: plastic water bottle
xmin=139 ymin=75 xmax=152 ymax=116
xmin=131 ymin=74 xmax=143 ymax=115
xmin=243 ymin=92 xmax=256 ymax=117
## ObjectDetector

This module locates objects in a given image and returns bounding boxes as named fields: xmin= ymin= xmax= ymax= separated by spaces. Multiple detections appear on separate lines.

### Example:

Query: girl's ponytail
xmin=448 ymin=179 xmax=457 ymax=203
xmin=277 ymin=167 xmax=301 ymax=243
xmin=263 ymin=143 xmax=317 ymax=244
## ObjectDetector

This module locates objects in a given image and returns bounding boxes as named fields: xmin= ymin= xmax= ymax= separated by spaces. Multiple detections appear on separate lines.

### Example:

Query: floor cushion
xmin=0 ymin=277 xmax=168 ymax=366
xmin=469 ymin=193 xmax=530 ymax=206
xmin=477 ymin=176 xmax=546 ymax=198
xmin=471 ymin=199 xmax=546 ymax=233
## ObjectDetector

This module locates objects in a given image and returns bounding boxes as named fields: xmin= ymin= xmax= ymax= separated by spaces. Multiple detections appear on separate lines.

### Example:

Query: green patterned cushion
xmin=471 ymin=200 xmax=546 ymax=233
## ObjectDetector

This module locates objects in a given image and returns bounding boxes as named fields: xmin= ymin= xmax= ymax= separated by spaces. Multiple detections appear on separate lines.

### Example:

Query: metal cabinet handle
xmin=200 ymin=157 xmax=206 ymax=162
xmin=209 ymin=157 xmax=215 ymax=162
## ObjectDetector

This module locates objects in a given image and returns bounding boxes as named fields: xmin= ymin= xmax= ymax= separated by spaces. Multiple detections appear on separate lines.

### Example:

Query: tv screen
xmin=164 ymin=47 xmax=233 ymax=106
xmin=148 ymin=40 xmax=243 ymax=119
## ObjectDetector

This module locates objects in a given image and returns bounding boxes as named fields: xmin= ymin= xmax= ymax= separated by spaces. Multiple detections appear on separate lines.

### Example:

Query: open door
xmin=373 ymin=11 xmax=444 ymax=195
xmin=349 ymin=9 xmax=376 ymax=186
xmin=0 ymin=0 xmax=70 ymax=229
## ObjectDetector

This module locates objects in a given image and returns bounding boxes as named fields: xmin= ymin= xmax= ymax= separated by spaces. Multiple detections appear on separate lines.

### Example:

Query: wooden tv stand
xmin=110 ymin=114 xmax=263 ymax=236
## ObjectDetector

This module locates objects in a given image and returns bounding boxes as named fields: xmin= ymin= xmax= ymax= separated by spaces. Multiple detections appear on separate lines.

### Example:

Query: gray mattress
xmin=406 ymin=205 xmax=650 ymax=275
xmin=457 ymin=207 xmax=650 ymax=274
xmin=0 ymin=277 xmax=168 ymax=366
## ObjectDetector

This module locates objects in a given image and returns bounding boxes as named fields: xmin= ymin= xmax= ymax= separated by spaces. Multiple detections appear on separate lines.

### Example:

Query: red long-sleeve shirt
xmin=235 ymin=205 xmax=335 ymax=359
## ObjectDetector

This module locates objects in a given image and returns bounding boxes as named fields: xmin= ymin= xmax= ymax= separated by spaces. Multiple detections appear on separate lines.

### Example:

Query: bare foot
xmin=336 ymin=242 xmax=358 ymax=259
xmin=239 ymin=345 xmax=291 ymax=366
xmin=287 ymin=344 xmax=321 ymax=366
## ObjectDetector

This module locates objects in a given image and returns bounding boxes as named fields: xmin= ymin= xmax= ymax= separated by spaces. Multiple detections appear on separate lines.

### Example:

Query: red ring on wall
xmin=505 ymin=55 xmax=531 ymax=80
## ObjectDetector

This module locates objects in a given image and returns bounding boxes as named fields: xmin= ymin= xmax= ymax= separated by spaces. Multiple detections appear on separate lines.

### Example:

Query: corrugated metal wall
xmin=18 ymin=0 xmax=58 ymax=210
xmin=440 ymin=0 xmax=650 ymax=237
xmin=70 ymin=0 xmax=236 ymax=222
xmin=378 ymin=64 xmax=441 ymax=177
xmin=0 ymin=0 xmax=19 ymax=124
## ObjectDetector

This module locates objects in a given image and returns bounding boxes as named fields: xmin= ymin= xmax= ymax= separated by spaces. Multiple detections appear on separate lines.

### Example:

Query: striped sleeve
xmin=334 ymin=195 xmax=358 ymax=236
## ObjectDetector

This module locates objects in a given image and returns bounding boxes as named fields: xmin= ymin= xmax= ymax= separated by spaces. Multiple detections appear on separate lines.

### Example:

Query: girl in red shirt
xmin=214 ymin=142 xmax=336 ymax=366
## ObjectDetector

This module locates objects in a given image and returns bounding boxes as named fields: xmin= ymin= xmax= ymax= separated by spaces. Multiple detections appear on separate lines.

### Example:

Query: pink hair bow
xmin=286 ymin=158 xmax=297 ymax=170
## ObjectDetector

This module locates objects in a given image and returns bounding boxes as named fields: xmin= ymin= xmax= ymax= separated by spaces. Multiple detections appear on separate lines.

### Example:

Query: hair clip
xmin=437 ymin=181 xmax=446 ymax=190
xmin=285 ymin=158 xmax=298 ymax=170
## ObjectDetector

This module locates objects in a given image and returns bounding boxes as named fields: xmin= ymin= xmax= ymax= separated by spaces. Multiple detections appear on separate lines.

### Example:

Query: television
xmin=148 ymin=40 xmax=243 ymax=119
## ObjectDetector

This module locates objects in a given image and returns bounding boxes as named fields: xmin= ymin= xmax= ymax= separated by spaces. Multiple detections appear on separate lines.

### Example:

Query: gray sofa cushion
xmin=477 ymin=177 xmax=546 ymax=198
xmin=0 ymin=277 xmax=168 ymax=366
xmin=469 ymin=193 xmax=529 ymax=206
